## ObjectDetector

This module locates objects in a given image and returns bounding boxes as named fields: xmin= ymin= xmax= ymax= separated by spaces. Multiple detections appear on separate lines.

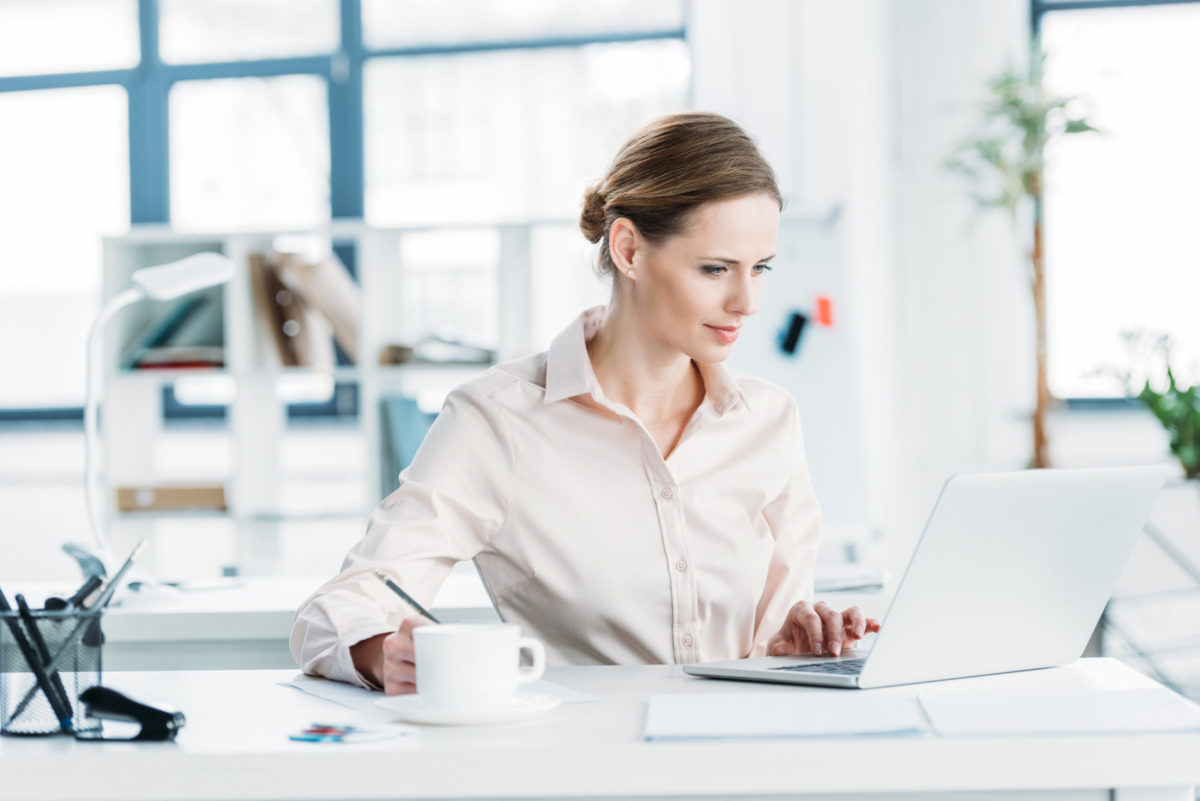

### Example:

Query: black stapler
xmin=75 ymin=686 xmax=186 ymax=741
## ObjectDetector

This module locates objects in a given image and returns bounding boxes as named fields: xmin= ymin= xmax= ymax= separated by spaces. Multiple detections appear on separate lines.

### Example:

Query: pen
xmin=91 ymin=540 xmax=148 ymax=611
xmin=16 ymin=594 xmax=74 ymax=728
xmin=0 ymin=589 xmax=73 ymax=732
xmin=373 ymin=570 xmax=440 ymax=624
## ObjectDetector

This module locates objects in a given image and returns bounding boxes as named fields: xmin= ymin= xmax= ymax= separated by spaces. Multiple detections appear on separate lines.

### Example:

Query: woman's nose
xmin=729 ymin=274 xmax=758 ymax=317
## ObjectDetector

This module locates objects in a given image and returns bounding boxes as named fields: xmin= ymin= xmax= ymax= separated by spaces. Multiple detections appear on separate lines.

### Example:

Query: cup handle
xmin=516 ymin=637 xmax=546 ymax=685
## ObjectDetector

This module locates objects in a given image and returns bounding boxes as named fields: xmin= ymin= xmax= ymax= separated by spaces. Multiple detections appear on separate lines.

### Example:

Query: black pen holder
xmin=0 ymin=608 xmax=103 ymax=736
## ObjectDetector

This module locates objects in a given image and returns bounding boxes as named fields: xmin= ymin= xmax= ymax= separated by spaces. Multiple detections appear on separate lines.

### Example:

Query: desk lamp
xmin=79 ymin=253 xmax=236 ymax=569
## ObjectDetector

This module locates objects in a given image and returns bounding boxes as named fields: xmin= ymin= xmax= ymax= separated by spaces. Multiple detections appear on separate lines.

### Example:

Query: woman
xmin=291 ymin=111 xmax=881 ymax=694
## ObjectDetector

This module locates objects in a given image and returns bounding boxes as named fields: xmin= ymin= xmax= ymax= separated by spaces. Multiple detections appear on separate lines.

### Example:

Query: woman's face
xmin=616 ymin=192 xmax=780 ymax=363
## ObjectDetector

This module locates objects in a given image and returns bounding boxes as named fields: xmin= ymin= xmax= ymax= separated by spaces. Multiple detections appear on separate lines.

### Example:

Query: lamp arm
xmin=84 ymin=287 xmax=144 ymax=553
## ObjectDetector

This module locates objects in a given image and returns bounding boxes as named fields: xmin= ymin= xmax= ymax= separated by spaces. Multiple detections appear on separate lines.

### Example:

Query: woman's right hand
xmin=351 ymin=616 xmax=434 ymax=695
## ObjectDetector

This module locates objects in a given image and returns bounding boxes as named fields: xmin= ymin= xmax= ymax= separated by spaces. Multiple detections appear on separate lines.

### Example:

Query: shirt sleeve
xmin=747 ymin=397 xmax=822 ymax=657
xmin=289 ymin=381 xmax=515 ymax=687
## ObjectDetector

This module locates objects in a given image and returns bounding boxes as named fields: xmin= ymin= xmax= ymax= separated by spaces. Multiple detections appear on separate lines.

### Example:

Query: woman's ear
xmin=608 ymin=217 xmax=638 ymax=276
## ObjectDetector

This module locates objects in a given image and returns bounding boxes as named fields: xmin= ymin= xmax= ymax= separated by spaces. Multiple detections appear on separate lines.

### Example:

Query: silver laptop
xmin=684 ymin=465 xmax=1169 ymax=689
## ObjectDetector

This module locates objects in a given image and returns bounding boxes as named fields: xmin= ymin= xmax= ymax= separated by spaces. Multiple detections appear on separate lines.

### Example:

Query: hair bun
xmin=579 ymin=184 xmax=607 ymax=244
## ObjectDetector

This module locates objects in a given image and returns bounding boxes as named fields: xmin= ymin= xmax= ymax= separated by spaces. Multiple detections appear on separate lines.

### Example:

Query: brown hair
xmin=579 ymin=111 xmax=783 ymax=277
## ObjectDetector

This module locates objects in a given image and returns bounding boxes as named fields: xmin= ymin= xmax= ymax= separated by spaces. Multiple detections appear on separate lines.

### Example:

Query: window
xmin=0 ymin=0 xmax=688 ymax=418
xmin=0 ymin=0 xmax=138 ymax=76
xmin=0 ymin=85 xmax=129 ymax=409
xmin=170 ymin=75 xmax=331 ymax=231
xmin=361 ymin=0 xmax=685 ymax=49
xmin=159 ymin=0 xmax=339 ymax=64
xmin=364 ymin=40 xmax=690 ymax=225
xmin=1038 ymin=2 xmax=1200 ymax=398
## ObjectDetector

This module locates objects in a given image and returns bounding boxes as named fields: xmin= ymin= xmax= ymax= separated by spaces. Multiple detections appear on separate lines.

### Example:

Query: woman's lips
xmin=705 ymin=324 xmax=740 ymax=344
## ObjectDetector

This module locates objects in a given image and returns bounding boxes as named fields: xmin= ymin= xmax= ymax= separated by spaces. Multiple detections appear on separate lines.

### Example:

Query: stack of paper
xmin=917 ymin=687 xmax=1200 ymax=736
xmin=643 ymin=691 xmax=928 ymax=741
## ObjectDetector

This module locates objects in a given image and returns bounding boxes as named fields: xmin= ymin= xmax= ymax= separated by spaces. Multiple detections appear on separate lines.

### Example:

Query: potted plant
xmin=1108 ymin=330 xmax=1200 ymax=480
xmin=944 ymin=39 xmax=1098 ymax=468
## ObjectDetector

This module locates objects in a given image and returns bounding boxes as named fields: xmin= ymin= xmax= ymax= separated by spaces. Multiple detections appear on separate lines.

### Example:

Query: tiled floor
xmin=2 ymin=423 xmax=1199 ymax=699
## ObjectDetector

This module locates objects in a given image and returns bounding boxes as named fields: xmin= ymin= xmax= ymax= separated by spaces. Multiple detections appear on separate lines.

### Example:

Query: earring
xmin=627 ymin=269 xmax=635 ymax=279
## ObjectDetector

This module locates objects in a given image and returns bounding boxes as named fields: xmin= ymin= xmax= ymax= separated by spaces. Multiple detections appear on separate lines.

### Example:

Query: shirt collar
xmin=543 ymin=305 xmax=751 ymax=415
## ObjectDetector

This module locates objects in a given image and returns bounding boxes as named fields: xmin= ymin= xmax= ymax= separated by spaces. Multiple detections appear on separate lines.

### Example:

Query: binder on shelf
xmin=274 ymin=252 xmax=361 ymax=363
xmin=248 ymin=252 xmax=335 ymax=369
xmin=119 ymin=292 xmax=225 ymax=370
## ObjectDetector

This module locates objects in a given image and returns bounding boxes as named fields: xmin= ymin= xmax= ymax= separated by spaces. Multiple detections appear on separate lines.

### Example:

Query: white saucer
xmin=375 ymin=692 xmax=562 ymax=725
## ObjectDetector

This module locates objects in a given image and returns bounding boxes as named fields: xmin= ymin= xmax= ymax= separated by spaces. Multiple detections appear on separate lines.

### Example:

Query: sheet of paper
xmin=643 ymin=691 xmax=928 ymax=741
xmin=917 ymin=686 xmax=1200 ymax=736
xmin=278 ymin=673 xmax=596 ymax=717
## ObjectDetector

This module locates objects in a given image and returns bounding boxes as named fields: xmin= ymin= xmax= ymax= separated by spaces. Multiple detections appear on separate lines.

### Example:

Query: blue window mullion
xmin=129 ymin=0 xmax=168 ymax=224
xmin=162 ymin=56 xmax=333 ymax=83
xmin=330 ymin=0 xmax=365 ymax=220
xmin=0 ymin=70 xmax=133 ymax=93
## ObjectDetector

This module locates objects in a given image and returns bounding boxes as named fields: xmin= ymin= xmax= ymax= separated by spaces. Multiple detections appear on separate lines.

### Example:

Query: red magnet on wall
xmin=814 ymin=295 xmax=834 ymax=327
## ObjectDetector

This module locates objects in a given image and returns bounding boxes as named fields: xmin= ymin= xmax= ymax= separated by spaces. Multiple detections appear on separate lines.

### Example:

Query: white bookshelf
xmin=99 ymin=220 xmax=592 ymax=527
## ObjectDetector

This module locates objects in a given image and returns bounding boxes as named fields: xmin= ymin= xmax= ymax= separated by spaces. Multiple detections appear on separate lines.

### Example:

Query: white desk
xmin=2 ymin=659 xmax=1197 ymax=801
xmin=9 ymin=568 xmax=887 ymax=671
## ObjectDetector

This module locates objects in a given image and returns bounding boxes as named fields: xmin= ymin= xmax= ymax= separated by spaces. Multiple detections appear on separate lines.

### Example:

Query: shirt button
xmin=681 ymin=633 xmax=694 ymax=647
xmin=660 ymin=487 xmax=674 ymax=500
xmin=675 ymin=559 xmax=688 ymax=572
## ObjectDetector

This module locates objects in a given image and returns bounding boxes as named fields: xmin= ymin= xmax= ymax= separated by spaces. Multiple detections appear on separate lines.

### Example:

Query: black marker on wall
xmin=779 ymin=311 xmax=808 ymax=356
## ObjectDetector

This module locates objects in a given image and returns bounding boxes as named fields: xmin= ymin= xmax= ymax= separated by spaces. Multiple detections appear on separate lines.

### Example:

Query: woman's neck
xmin=585 ymin=302 xmax=705 ymax=426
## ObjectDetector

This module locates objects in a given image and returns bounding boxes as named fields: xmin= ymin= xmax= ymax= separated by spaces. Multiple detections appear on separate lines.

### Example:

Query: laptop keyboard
xmin=769 ymin=658 xmax=867 ymax=675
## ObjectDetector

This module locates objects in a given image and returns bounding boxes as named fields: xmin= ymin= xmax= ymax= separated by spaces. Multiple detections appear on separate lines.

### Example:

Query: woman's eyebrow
xmin=700 ymin=254 xmax=776 ymax=264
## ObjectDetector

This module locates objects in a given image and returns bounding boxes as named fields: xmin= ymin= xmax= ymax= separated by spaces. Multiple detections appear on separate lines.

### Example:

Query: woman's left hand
xmin=766 ymin=601 xmax=881 ymax=657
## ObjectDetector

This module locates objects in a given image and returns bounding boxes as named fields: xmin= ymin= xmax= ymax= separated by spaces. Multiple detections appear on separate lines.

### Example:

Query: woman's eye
xmin=702 ymin=264 xmax=772 ymax=276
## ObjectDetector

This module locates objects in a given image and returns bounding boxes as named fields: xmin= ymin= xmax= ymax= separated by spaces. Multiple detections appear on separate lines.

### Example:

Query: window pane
xmin=1042 ymin=5 xmax=1200 ymax=397
xmin=0 ymin=86 xmax=129 ymax=408
xmin=159 ymin=0 xmax=339 ymax=64
xmin=362 ymin=0 xmax=684 ymax=49
xmin=397 ymin=229 xmax=500 ymax=347
xmin=364 ymin=40 xmax=690 ymax=225
xmin=0 ymin=0 xmax=138 ymax=77
xmin=170 ymin=75 xmax=330 ymax=231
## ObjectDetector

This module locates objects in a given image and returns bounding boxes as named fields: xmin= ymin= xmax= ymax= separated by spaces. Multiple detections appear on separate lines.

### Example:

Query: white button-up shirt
xmin=291 ymin=305 xmax=822 ymax=687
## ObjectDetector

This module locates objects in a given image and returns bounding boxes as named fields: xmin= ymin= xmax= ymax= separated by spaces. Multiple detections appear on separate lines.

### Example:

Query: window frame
xmin=1032 ymin=0 xmax=1200 ymax=410
xmin=0 ymin=0 xmax=687 ymax=423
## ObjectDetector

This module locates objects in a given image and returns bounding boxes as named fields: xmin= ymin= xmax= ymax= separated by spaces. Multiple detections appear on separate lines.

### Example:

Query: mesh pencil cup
xmin=0 ymin=607 xmax=103 ymax=736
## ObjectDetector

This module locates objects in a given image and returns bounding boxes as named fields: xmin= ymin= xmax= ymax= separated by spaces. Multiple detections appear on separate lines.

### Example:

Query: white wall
xmin=691 ymin=1 xmax=895 ymax=554
xmin=889 ymin=0 xmax=1034 ymax=576
xmin=690 ymin=0 xmax=1036 ymax=577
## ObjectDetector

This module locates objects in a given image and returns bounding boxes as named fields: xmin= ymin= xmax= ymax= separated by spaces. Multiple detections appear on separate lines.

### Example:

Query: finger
xmin=767 ymin=632 xmax=790 ymax=656
xmin=815 ymin=603 xmax=842 ymax=656
xmin=799 ymin=608 xmax=824 ymax=655
xmin=785 ymin=603 xmax=822 ymax=655
xmin=399 ymin=615 xmax=433 ymax=635
xmin=383 ymin=628 xmax=418 ymax=661
xmin=842 ymin=606 xmax=867 ymax=638
xmin=384 ymin=660 xmax=416 ymax=687
xmin=384 ymin=680 xmax=417 ymax=696
xmin=866 ymin=618 xmax=882 ymax=633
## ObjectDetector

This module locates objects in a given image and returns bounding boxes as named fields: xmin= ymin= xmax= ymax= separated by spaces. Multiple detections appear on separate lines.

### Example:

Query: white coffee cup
xmin=413 ymin=623 xmax=546 ymax=711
